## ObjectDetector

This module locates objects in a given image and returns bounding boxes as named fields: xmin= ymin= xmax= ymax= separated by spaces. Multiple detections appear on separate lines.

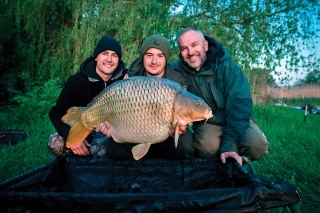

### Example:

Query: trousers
xmin=193 ymin=120 xmax=269 ymax=160
xmin=47 ymin=129 xmax=195 ymax=160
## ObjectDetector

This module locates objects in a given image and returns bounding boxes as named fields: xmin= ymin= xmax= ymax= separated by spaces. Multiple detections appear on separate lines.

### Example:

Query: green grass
xmin=250 ymin=105 xmax=320 ymax=212
xmin=0 ymin=117 xmax=54 ymax=181
xmin=0 ymin=104 xmax=319 ymax=212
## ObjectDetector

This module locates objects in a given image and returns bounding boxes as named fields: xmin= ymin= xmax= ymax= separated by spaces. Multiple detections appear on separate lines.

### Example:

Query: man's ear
xmin=204 ymin=40 xmax=209 ymax=52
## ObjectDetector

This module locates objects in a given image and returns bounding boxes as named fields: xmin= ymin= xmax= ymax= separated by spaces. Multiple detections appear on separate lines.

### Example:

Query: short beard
xmin=187 ymin=54 xmax=206 ymax=70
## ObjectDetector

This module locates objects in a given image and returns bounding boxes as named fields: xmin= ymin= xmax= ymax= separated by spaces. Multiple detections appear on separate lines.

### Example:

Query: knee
xmin=239 ymin=121 xmax=269 ymax=160
xmin=90 ymin=132 xmax=109 ymax=158
xmin=239 ymin=146 xmax=268 ymax=160
xmin=47 ymin=132 xmax=70 ymax=156
xmin=193 ymin=124 xmax=222 ymax=158
xmin=90 ymin=141 xmax=108 ymax=158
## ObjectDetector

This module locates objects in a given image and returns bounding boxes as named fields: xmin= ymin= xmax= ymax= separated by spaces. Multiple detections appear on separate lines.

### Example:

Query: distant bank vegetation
xmin=270 ymin=84 xmax=320 ymax=99
xmin=253 ymin=84 xmax=320 ymax=105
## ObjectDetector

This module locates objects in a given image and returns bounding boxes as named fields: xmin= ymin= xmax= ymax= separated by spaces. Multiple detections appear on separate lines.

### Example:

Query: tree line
xmin=0 ymin=0 xmax=319 ymax=105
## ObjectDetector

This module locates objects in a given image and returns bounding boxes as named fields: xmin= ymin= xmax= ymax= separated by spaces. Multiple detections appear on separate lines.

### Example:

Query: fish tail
xmin=62 ymin=107 xmax=93 ymax=148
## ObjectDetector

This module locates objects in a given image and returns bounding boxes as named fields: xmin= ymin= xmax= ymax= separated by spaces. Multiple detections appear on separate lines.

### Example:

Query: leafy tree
xmin=0 ymin=1 xmax=25 ymax=104
xmin=0 ymin=0 xmax=319 ymax=106
xmin=295 ymin=69 xmax=320 ymax=85
xmin=169 ymin=0 xmax=319 ymax=86
xmin=6 ymin=0 xmax=179 ymax=85
xmin=168 ymin=0 xmax=319 ymax=97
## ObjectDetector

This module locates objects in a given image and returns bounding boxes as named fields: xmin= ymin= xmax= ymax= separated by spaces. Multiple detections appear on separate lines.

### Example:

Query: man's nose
xmin=187 ymin=48 xmax=194 ymax=55
xmin=106 ymin=55 xmax=112 ymax=61
xmin=151 ymin=56 xmax=157 ymax=64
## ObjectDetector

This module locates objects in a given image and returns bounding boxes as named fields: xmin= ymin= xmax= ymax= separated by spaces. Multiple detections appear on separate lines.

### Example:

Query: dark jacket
xmin=174 ymin=36 xmax=253 ymax=154
xmin=49 ymin=56 xmax=127 ymax=140
xmin=127 ymin=57 xmax=187 ymax=88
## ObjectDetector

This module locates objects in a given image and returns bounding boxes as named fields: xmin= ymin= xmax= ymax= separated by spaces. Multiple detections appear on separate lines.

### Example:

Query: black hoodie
xmin=49 ymin=56 xmax=127 ymax=140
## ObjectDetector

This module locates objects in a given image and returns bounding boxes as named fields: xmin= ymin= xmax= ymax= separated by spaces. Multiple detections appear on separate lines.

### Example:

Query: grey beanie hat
xmin=93 ymin=36 xmax=122 ymax=59
xmin=140 ymin=34 xmax=171 ymax=59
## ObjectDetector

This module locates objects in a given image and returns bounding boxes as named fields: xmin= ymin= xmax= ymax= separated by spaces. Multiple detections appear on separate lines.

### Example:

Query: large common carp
xmin=62 ymin=76 xmax=212 ymax=160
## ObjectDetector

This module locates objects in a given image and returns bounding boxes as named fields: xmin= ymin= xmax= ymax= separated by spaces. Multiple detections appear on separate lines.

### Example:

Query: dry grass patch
xmin=271 ymin=85 xmax=320 ymax=99
xmin=253 ymin=84 xmax=320 ymax=104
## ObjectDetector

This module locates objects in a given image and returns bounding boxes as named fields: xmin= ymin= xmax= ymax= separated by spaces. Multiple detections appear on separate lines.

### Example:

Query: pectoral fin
xmin=172 ymin=122 xmax=179 ymax=148
xmin=132 ymin=143 xmax=152 ymax=160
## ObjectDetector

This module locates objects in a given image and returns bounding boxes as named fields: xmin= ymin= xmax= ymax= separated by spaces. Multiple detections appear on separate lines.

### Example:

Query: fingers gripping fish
xmin=62 ymin=76 xmax=213 ymax=160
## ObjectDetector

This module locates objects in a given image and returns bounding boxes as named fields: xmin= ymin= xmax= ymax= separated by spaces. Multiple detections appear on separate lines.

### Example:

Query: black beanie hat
xmin=93 ymin=36 xmax=122 ymax=59
xmin=140 ymin=34 xmax=171 ymax=59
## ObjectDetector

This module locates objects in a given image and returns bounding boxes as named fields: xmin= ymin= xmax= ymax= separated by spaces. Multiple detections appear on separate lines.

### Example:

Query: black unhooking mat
xmin=0 ymin=157 xmax=300 ymax=213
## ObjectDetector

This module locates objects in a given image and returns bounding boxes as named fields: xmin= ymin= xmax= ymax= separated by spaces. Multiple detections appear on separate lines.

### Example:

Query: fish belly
xmin=83 ymin=77 xmax=178 ymax=144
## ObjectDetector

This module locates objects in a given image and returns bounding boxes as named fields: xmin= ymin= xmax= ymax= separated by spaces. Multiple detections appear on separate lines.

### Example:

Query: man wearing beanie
xmin=48 ymin=36 xmax=127 ymax=157
xmin=126 ymin=34 xmax=185 ymax=85
xmin=105 ymin=34 xmax=195 ymax=160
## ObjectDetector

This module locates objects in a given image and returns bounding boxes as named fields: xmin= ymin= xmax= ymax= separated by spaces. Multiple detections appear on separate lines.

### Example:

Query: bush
xmin=8 ymin=79 xmax=61 ymax=126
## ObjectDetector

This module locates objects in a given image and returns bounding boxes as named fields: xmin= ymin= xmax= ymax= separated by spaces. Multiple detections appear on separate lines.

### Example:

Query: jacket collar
xmin=80 ymin=56 xmax=126 ymax=82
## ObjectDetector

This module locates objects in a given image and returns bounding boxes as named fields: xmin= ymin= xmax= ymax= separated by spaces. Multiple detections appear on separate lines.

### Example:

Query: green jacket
xmin=127 ymin=57 xmax=187 ymax=88
xmin=174 ymin=36 xmax=253 ymax=154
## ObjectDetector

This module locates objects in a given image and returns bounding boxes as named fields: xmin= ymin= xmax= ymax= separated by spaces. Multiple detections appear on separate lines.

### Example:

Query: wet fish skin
xmin=62 ymin=76 xmax=213 ymax=160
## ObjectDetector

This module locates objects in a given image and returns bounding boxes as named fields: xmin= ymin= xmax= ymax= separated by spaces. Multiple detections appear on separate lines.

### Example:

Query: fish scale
xmin=62 ymin=76 xmax=213 ymax=160
xmin=83 ymin=77 xmax=176 ymax=142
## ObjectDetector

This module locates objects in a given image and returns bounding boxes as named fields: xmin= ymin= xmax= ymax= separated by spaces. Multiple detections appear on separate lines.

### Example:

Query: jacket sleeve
xmin=219 ymin=59 xmax=253 ymax=154
xmin=48 ymin=77 xmax=79 ymax=140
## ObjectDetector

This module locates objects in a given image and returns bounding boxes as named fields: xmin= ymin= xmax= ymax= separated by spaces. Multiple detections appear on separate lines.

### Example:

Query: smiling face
xmin=95 ymin=50 xmax=119 ymax=81
xmin=143 ymin=48 xmax=166 ymax=78
xmin=178 ymin=30 xmax=208 ymax=71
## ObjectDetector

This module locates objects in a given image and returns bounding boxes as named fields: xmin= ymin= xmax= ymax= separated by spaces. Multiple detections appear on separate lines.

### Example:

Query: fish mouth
xmin=192 ymin=113 xmax=213 ymax=124
xmin=199 ymin=110 xmax=213 ymax=124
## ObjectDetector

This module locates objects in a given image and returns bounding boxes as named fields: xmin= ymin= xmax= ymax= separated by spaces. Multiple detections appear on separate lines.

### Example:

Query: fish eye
xmin=196 ymin=102 xmax=200 ymax=106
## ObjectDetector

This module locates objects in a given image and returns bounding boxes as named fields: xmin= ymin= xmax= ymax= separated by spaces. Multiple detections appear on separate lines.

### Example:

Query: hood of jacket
xmin=127 ymin=57 xmax=176 ymax=79
xmin=80 ymin=56 xmax=126 ymax=81
xmin=128 ymin=57 xmax=187 ymax=87
xmin=127 ymin=57 xmax=146 ymax=77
